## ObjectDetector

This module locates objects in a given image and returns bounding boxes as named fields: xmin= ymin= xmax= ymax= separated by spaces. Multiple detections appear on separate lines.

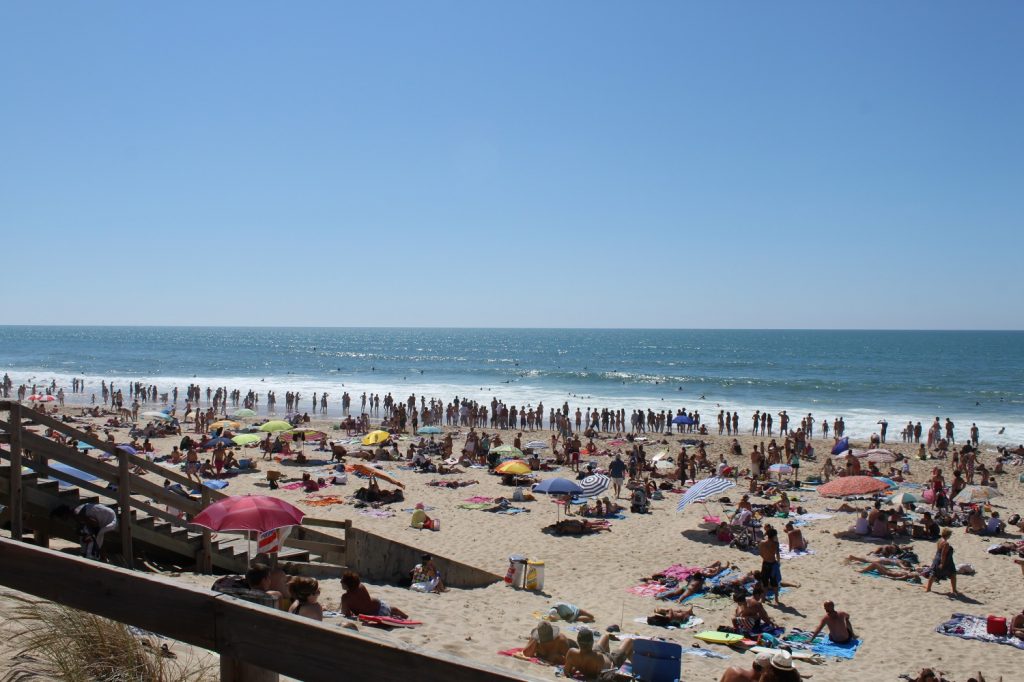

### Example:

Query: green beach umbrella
xmin=258 ymin=420 xmax=293 ymax=433
xmin=490 ymin=444 xmax=525 ymax=459
xmin=232 ymin=408 xmax=257 ymax=419
xmin=232 ymin=434 xmax=263 ymax=446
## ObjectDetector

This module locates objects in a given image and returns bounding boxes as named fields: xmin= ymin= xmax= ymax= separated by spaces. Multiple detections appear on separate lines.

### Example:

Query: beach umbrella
xmin=525 ymin=440 xmax=548 ymax=450
xmin=672 ymin=414 xmax=695 ymax=425
xmin=191 ymin=495 xmax=304 ymax=533
xmin=259 ymin=420 xmax=293 ymax=433
xmin=890 ymin=491 xmax=920 ymax=505
xmin=578 ymin=473 xmax=610 ymax=498
xmin=361 ymin=430 xmax=392 ymax=446
xmin=874 ymin=476 xmax=899 ymax=489
xmin=864 ymin=449 xmax=897 ymax=464
xmin=232 ymin=408 xmax=257 ymax=419
xmin=417 ymin=426 xmax=443 ymax=435
xmin=768 ymin=463 xmax=793 ymax=477
xmin=28 ymin=394 xmax=55 ymax=402
xmin=817 ymin=476 xmax=889 ymax=498
xmin=831 ymin=438 xmax=850 ymax=455
xmin=232 ymin=434 xmax=262 ymax=446
xmin=350 ymin=463 xmax=405 ymax=489
xmin=676 ymin=476 xmax=736 ymax=512
xmin=654 ymin=460 xmax=675 ymax=471
xmin=490 ymin=444 xmax=525 ymax=459
xmin=495 ymin=460 xmax=532 ymax=475
xmin=953 ymin=485 xmax=1002 ymax=504
xmin=533 ymin=478 xmax=585 ymax=496
xmin=142 ymin=410 xmax=173 ymax=421
xmin=533 ymin=477 xmax=585 ymax=522
xmin=200 ymin=437 xmax=235 ymax=449
xmin=210 ymin=420 xmax=242 ymax=431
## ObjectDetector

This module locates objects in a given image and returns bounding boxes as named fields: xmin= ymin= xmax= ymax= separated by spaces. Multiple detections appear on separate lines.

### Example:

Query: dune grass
xmin=1 ymin=593 xmax=215 ymax=682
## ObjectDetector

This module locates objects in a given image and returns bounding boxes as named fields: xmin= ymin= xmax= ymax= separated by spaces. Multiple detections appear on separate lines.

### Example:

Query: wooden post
xmin=199 ymin=487 xmax=213 ymax=574
xmin=9 ymin=403 xmax=23 ymax=540
xmin=34 ymin=445 xmax=50 ymax=547
xmin=117 ymin=450 xmax=134 ymax=569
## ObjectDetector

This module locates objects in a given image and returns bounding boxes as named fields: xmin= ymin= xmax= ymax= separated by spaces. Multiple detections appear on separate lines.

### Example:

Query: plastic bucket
xmin=525 ymin=560 xmax=545 ymax=591
xmin=506 ymin=555 xmax=527 ymax=588
xmin=430 ymin=518 xmax=441 ymax=531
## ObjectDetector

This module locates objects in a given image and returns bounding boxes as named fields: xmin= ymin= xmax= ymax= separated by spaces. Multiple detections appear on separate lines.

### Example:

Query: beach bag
xmin=987 ymin=616 xmax=1007 ymax=636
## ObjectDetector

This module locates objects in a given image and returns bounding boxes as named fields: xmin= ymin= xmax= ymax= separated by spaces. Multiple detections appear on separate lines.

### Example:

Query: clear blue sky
xmin=2 ymin=2 xmax=1022 ymax=329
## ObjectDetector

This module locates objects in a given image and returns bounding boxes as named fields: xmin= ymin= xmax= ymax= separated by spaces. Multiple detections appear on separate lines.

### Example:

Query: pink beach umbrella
xmin=191 ymin=495 xmax=305 ymax=533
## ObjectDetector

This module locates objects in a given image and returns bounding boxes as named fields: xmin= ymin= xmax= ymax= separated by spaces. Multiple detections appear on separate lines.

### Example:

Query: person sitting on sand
xmin=563 ymin=628 xmax=634 ymax=681
xmin=732 ymin=589 xmax=776 ymax=632
xmin=784 ymin=521 xmax=807 ymax=551
xmin=340 ymin=571 xmax=408 ymax=619
xmin=522 ymin=621 xmax=577 ymax=665
xmin=808 ymin=600 xmax=855 ymax=644
xmin=719 ymin=652 xmax=772 ymax=682
xmin=410 ymin=553 xmax=446 ymax=593
xmin=912 ymin=511 xmax=941 ymax=540
xmin=1009 ymin=606 xmax=1024 ymax=639
xmin=546 ymin=602 xmax=595 ymax=623
xmin=287 ymin=576 xmax=323 ymax=621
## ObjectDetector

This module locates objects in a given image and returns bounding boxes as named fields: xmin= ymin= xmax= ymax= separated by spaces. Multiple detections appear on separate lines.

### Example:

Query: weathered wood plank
xmin=8 ymin=404 xmax=23 ymax=539
xmin=301 ymin=517 xmax=352 ymax=530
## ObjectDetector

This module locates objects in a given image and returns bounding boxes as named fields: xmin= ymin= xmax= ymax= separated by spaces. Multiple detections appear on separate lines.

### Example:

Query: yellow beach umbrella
xmin=210 ymin=420 xmax=242 ymax=431
xmin=259 ymin=420 xmax=293 ymax=433
xmin=495 ymin=459 xmax=531 ymax=475
xmin=362 ymin=430 xmax=392 ymax=446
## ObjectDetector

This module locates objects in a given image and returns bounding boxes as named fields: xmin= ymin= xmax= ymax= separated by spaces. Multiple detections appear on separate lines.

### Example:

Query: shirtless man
xmin=1011 ymin=607 xmax=1024 ymax=639
xmin=784 ymin=521 xmax=807 ymax=552
xmin=733 ymin=590 xmax=776 ymax=632
xmin=340 ymin=571 xmax=408 ymax=619
xmin=522 ymin=621 xmax=576 ymax=665
xmin=759 ymin=526 xmax=783 ymax=605
xmin=719 ymin=653 xmax=772 ymax=682
xmin=808 ymin=601 xmax=855 ymax=644
xmin=563 ymin=628 xmax=633 ymax=681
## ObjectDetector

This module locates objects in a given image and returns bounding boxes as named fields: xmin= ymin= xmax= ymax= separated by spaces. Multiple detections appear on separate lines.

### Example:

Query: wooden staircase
xmin=0 ymin=401 xmax=346 ymax=574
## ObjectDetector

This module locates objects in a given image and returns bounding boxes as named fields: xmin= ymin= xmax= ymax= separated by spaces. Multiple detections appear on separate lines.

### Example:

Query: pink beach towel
xmin=497 ymin=648 xmax=547 ymax=665
xmin=464 ymin=496 xmax=494 ymax=503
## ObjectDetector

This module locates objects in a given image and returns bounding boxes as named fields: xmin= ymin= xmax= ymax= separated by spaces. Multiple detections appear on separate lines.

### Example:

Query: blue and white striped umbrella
xmin=578 ymin=474 xmax=610 ymax=498
xmin=676 ymin=476 xmax=736 ymax=512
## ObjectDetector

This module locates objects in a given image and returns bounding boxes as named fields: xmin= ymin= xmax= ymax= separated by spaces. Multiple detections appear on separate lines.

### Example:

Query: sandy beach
xmin=3 ymin=395 xmax=1021 ymax=682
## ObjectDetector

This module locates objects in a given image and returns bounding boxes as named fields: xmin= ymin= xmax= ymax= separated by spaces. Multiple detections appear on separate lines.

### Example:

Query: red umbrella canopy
xmin=817 ymin=476 xmax=890 ymax=498
xmin=192 ymin=495 xmax=305 ymax=532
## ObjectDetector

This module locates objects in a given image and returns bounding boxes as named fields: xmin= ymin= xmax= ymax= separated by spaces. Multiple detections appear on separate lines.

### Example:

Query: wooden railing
xmin=0 ymin=537 xmax=538 ymax=682
xmin=0 ymin=401 xmax=345 ymax=571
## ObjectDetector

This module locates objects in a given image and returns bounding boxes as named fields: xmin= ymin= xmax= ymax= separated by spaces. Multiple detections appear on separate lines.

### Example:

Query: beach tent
xmin=830 ymin=438 xmax=850 ymax=455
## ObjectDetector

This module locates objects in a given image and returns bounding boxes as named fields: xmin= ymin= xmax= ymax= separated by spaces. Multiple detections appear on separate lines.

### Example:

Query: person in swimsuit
xmin=340 ymin=571 xmax=408 ymax=619
xmin=808 ymin=601 xmax=855 ymax=643
xmin=924 ymin=528 xmax=959 ymax=596
xmin=287 ymin=576 xmax=323 ymax=621
xmin=547 ymin=602 xmax=595 ymax=623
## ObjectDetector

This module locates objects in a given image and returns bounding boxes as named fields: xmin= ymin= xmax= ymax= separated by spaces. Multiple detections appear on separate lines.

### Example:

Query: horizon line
xmin=1 ymin=324 xmax=1022 ymax=332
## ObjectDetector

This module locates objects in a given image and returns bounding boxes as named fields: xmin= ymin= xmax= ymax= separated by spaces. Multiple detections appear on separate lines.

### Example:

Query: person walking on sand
xmin=925 ymin=528 xmax=959 ymax=596
xmin=609 ymin=453 xmax=626 ymax=499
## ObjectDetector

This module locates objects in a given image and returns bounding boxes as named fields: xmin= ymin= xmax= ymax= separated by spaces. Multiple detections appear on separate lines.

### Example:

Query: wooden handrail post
xmin=9 ymin=402 xmax=23 ymax=540
xmin=200 ymin=487 xmax=213 ymax=574
xmin=117 ymin=450 xmax=134 ymax=569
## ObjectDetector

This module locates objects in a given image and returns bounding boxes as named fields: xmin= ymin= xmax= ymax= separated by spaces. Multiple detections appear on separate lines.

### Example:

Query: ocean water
xmin=0 ymin=327 xmax=1021 ymax=445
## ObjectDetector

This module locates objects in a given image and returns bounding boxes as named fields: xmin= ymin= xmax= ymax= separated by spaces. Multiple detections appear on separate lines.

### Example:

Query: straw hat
xmin=770 ymin=650 xmax=795 ymax=670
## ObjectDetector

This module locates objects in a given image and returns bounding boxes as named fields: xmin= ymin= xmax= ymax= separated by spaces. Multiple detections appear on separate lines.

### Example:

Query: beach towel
xmin=489 ymin=507 xmax=530 ymax=514
xmin=935 ymin=613 xmax=1024 ymax=650
xmin=633 ymin=616 xmax=704 ymax=630
xmin=401 ymin=506 xmax=437 ymax=513
xmin=497 ymin=648 xmax=547 ymax=665
xmin=783 ymin=630 xmax=863 ymax=659
xmin=358 ymin=509 xmax=395 ymax=519
xmin=301 ymin=495 xmax=345 ymax=507
xmin=780 ymin=545 xmax=816 ymax=560
xmin=456 ymin=503 xmax=494 ymax=510
xmin=202 ymin=480 xmax=229 ymax=489
xmin=464 ymin=496 xmax=493 ymax=503
xmin=357 ymin=614 xmax=422 ymax=628
xmin=628 ymin=583 xmax=671 ymax=598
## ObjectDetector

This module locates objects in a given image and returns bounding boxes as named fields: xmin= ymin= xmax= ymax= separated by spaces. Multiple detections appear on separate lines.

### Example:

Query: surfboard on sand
xmin=694 ymin=631 xmax=745 ymax=645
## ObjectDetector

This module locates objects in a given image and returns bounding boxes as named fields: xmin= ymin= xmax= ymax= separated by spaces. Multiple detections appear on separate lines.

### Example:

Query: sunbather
xmin=546 ymin=602 xmax=595 ymax=623
xmin=563 ymin=628 xmax=633 ymax=681
xmin=522 ymin=621 xmax=577 ymax=665
xmin=340 ymin=571 xmax=408 ymax=619
xmin=657 ymin=573 xmax=705 ymax=601
xmin=808 ymin=600 xmax=855 ymax=644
